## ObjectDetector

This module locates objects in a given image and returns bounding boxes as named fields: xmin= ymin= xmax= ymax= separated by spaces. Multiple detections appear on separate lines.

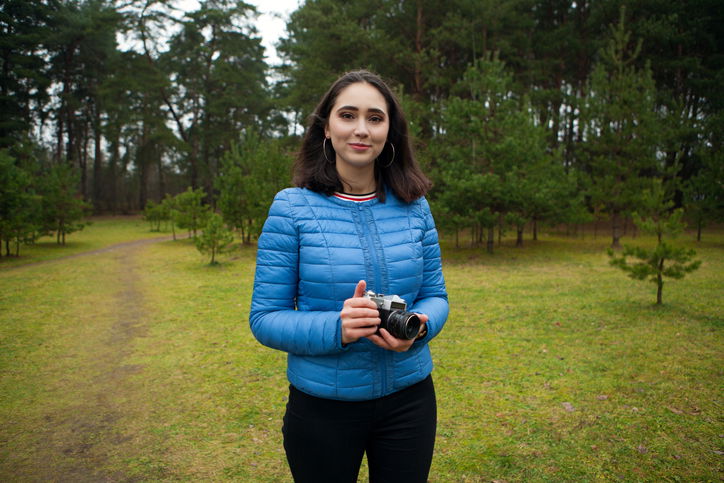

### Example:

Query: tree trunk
xmin=79 ymin=121 xmax=89 ymax=201
xmin=498 ymin=216 xmax=503 ymax=246
xmin=139 ymin=120 xmax=149 ymax=210
xmin=92 ymin=104 xmax=103 ymax=212
xmin=109 ymin=138 xmax=119 ymax=214
xmin=63 ymin=45 xmax=78 ymax=167
xmin=56 ymin=109 xmax=64 ymax=163
xmin=414 ymin=0 xmax=423 ymax=99
xmin=157 ymin=154 xmax=165 ymax=203
xmin=656 ymin=256 xmax=664 ymax=304
xmin=486 ymin=226 xmax=494 ymax=254
xmin=516 ymin=227 xmax=523 ymax=247
xmin=611 ymin=211 xmax=623 ymax=248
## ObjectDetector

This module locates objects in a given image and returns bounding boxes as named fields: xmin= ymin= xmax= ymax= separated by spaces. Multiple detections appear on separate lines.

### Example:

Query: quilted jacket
xmin=249 ymin=187 xmax=448 ymax=401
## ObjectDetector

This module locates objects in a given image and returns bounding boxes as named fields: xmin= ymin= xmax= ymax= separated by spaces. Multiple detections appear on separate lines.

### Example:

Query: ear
xmin=324 ymin=125 xmax=330 ymax=139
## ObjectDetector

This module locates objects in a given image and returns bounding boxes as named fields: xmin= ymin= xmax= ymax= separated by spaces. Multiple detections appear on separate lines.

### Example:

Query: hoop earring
xmin=323 ymin=138 xmax=334 ymax=164
xmin=380 ymin=142 xmax=395 ymax=168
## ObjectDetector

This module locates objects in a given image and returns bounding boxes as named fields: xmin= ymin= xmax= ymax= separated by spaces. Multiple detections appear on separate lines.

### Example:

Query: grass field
xmin=0 ymin=218 xmax=722 ymax=482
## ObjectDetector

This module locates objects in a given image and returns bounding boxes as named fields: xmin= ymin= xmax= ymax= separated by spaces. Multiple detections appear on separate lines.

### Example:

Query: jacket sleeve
xmin=249 ymin=190 xmax=347 ymax=356
xmin=410 ymin=197 xmax=449 ymax=342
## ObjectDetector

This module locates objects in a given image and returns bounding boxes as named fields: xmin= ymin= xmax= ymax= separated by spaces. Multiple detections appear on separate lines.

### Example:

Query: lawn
xmin=0 ymin=216 xmax=173 ymax=267
xmin=0 ymin=218 xmax=721 ymax=481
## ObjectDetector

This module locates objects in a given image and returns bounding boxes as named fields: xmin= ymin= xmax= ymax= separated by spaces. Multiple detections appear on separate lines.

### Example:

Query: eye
xmin=369 ymin=115 xmax=384 ymax=123
xmin=340 ymin=112 xmax=355 ymax=120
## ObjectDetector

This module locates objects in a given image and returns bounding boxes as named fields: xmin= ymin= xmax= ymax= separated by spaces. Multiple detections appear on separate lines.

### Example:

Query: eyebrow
xmin=336 ymin=105 xmax=387 ymax=115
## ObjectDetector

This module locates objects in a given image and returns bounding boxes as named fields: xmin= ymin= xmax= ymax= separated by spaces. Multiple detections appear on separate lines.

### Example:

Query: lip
xmin=348 ymin=143 xmax=372 ymax=151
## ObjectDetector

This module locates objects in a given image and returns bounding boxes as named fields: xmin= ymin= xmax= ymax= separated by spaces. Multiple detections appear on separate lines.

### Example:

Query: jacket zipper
xmin=359 ymin=204 xmax=387 ymax=396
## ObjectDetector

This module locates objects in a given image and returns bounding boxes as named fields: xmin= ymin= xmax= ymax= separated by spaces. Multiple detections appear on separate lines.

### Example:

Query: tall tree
xmin=0 ymin=0 xmax=55 ymax=148
xmin=432 ymin=56 xmax=571 ymax=251
xmin=45 ymin=0 xmax=120 ymax=199
xmin=216 ymin=132 xmax=292 ymax=243
xmin=579 ymin=7 xmax=663 ymax=248
xmin=158 ymin=0 xmax=270 ymax=196
xmin=682 ymin=115 xmax=724 ymax=241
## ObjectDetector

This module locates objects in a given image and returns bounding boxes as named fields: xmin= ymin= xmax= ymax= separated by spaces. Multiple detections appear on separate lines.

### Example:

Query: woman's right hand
xmin=340 ymin=280 xmax=380 ymax=345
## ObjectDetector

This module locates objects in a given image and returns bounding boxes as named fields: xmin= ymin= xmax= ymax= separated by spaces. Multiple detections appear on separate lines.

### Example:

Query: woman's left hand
xmin=367 ymin=313 xmax=429 ymax=352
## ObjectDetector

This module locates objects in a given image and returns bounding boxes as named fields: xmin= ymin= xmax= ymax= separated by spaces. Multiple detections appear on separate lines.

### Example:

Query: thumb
xmin=353 ymin=280 xmax=367 ymax=298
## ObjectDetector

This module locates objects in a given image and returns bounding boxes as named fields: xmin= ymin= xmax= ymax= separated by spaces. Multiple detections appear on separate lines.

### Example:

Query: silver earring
xmin=381 ymin=142 xmax=395 ymax=168
xmin=323 ymin=138 xmax=334 ymax=164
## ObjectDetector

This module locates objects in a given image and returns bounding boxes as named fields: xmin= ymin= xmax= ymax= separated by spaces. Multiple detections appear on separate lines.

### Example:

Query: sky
xmin=177 ymin=0 xmax=302 ymax=66
xmin=248 ymin=0 xmax=302 ymax=65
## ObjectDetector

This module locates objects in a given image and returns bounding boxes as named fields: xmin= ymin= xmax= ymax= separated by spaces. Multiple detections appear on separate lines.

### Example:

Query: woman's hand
xmin=367 ymin=313 xmax=428 ymax=352
xmin=340 ymin=280 xmax=381 ymax=345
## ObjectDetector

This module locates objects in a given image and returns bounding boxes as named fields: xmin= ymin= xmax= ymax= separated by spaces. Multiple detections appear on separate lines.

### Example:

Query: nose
xmin=353 ymin=118 xmax=369 ymax=138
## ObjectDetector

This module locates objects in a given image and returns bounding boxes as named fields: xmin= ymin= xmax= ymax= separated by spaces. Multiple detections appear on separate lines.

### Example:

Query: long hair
xmin=293 ymin=70 xmax=431 ymax=203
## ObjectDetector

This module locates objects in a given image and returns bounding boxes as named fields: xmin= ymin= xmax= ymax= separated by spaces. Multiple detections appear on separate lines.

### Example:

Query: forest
xmin=1 ymin=0 xmax=722 ymax=254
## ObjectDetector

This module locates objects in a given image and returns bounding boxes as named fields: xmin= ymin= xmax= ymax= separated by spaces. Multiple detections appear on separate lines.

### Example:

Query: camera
xmin=363 ymin=291 xmax=421 ymax=340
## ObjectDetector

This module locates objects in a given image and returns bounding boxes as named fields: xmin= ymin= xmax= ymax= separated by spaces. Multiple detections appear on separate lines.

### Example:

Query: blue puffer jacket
xmin=249 ymin=187 xmax=448 ymax=401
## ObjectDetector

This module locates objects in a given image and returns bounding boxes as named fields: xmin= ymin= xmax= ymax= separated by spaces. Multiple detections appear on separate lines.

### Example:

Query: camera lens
xmin=386 ymin=311 xmax=421 ymax=340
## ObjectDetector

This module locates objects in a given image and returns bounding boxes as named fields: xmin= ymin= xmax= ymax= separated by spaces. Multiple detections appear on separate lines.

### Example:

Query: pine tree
xmin=580 ymin=7 xmax=663 ymax=248
xmin=0 ymin=150 xmax=40 ymax=256
xmin=608 ymin=180 xmax=701 ymax=305
xmin=216 ymin=132 xmax=291 ymax=244
xmin=195 ymin=212 xmax=234 ymax=265
xmin=37 ymin=162 xmax=91 ymax=245
xmin=173 ymin=187 xmax=209 ymax=239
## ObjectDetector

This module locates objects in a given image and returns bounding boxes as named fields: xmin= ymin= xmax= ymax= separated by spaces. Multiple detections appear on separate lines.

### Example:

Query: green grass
xmin=0 ymin=219 xmax=722 ymax=481
xmin=0 ymin=216 xmax=172 ymax=268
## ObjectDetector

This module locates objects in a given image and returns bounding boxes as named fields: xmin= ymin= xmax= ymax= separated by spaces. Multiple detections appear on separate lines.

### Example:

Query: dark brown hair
xmin=292 ymin=70 xmax=431 ymax=203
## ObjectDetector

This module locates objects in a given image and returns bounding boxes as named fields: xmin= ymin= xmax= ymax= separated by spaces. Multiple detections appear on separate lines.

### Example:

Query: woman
xmin=249 ymin=70 xmax=448 ymax=482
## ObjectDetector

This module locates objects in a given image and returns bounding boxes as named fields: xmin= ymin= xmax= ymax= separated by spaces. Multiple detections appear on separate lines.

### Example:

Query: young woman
xmin=250 ymin=70 xmax=448 ymax=482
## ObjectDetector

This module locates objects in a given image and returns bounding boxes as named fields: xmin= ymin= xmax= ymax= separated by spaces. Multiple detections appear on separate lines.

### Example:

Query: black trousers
xmin=282 ymin=375 xmax=437 ymax=483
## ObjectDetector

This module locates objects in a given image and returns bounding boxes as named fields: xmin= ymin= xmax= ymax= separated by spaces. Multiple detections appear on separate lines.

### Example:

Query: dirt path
xmin=13 ymin=237 xmax=167 ymax=481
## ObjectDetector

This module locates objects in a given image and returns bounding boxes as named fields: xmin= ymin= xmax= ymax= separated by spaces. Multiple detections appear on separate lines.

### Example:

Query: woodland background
xmin=1 ymin=0 xmax=723 ymax=252
xmin=1 ymin=2 xmax=723 ymax=480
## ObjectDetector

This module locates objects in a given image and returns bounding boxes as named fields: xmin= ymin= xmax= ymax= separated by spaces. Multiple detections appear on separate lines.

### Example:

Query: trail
xmin=7 ymin=237 xmax=169 ymax=482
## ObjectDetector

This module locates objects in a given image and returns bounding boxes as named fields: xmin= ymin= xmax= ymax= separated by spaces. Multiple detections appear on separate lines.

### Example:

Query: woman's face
xmin=324 ymin=82 xmax=390 ymax=174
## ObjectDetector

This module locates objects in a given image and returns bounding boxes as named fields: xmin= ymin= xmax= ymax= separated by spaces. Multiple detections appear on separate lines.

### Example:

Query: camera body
xmin=363 ymin=290 xmax=421 ymax=340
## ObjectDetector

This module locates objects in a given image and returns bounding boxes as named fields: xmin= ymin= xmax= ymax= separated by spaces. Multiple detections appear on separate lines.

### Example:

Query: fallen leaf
xmin=637 ymin=445 xmax=648 ymax=454
xmin=562 ymin=402 xmax=575 ymax=412
xmin=597 ymin=395 xmax=609 ymax=401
